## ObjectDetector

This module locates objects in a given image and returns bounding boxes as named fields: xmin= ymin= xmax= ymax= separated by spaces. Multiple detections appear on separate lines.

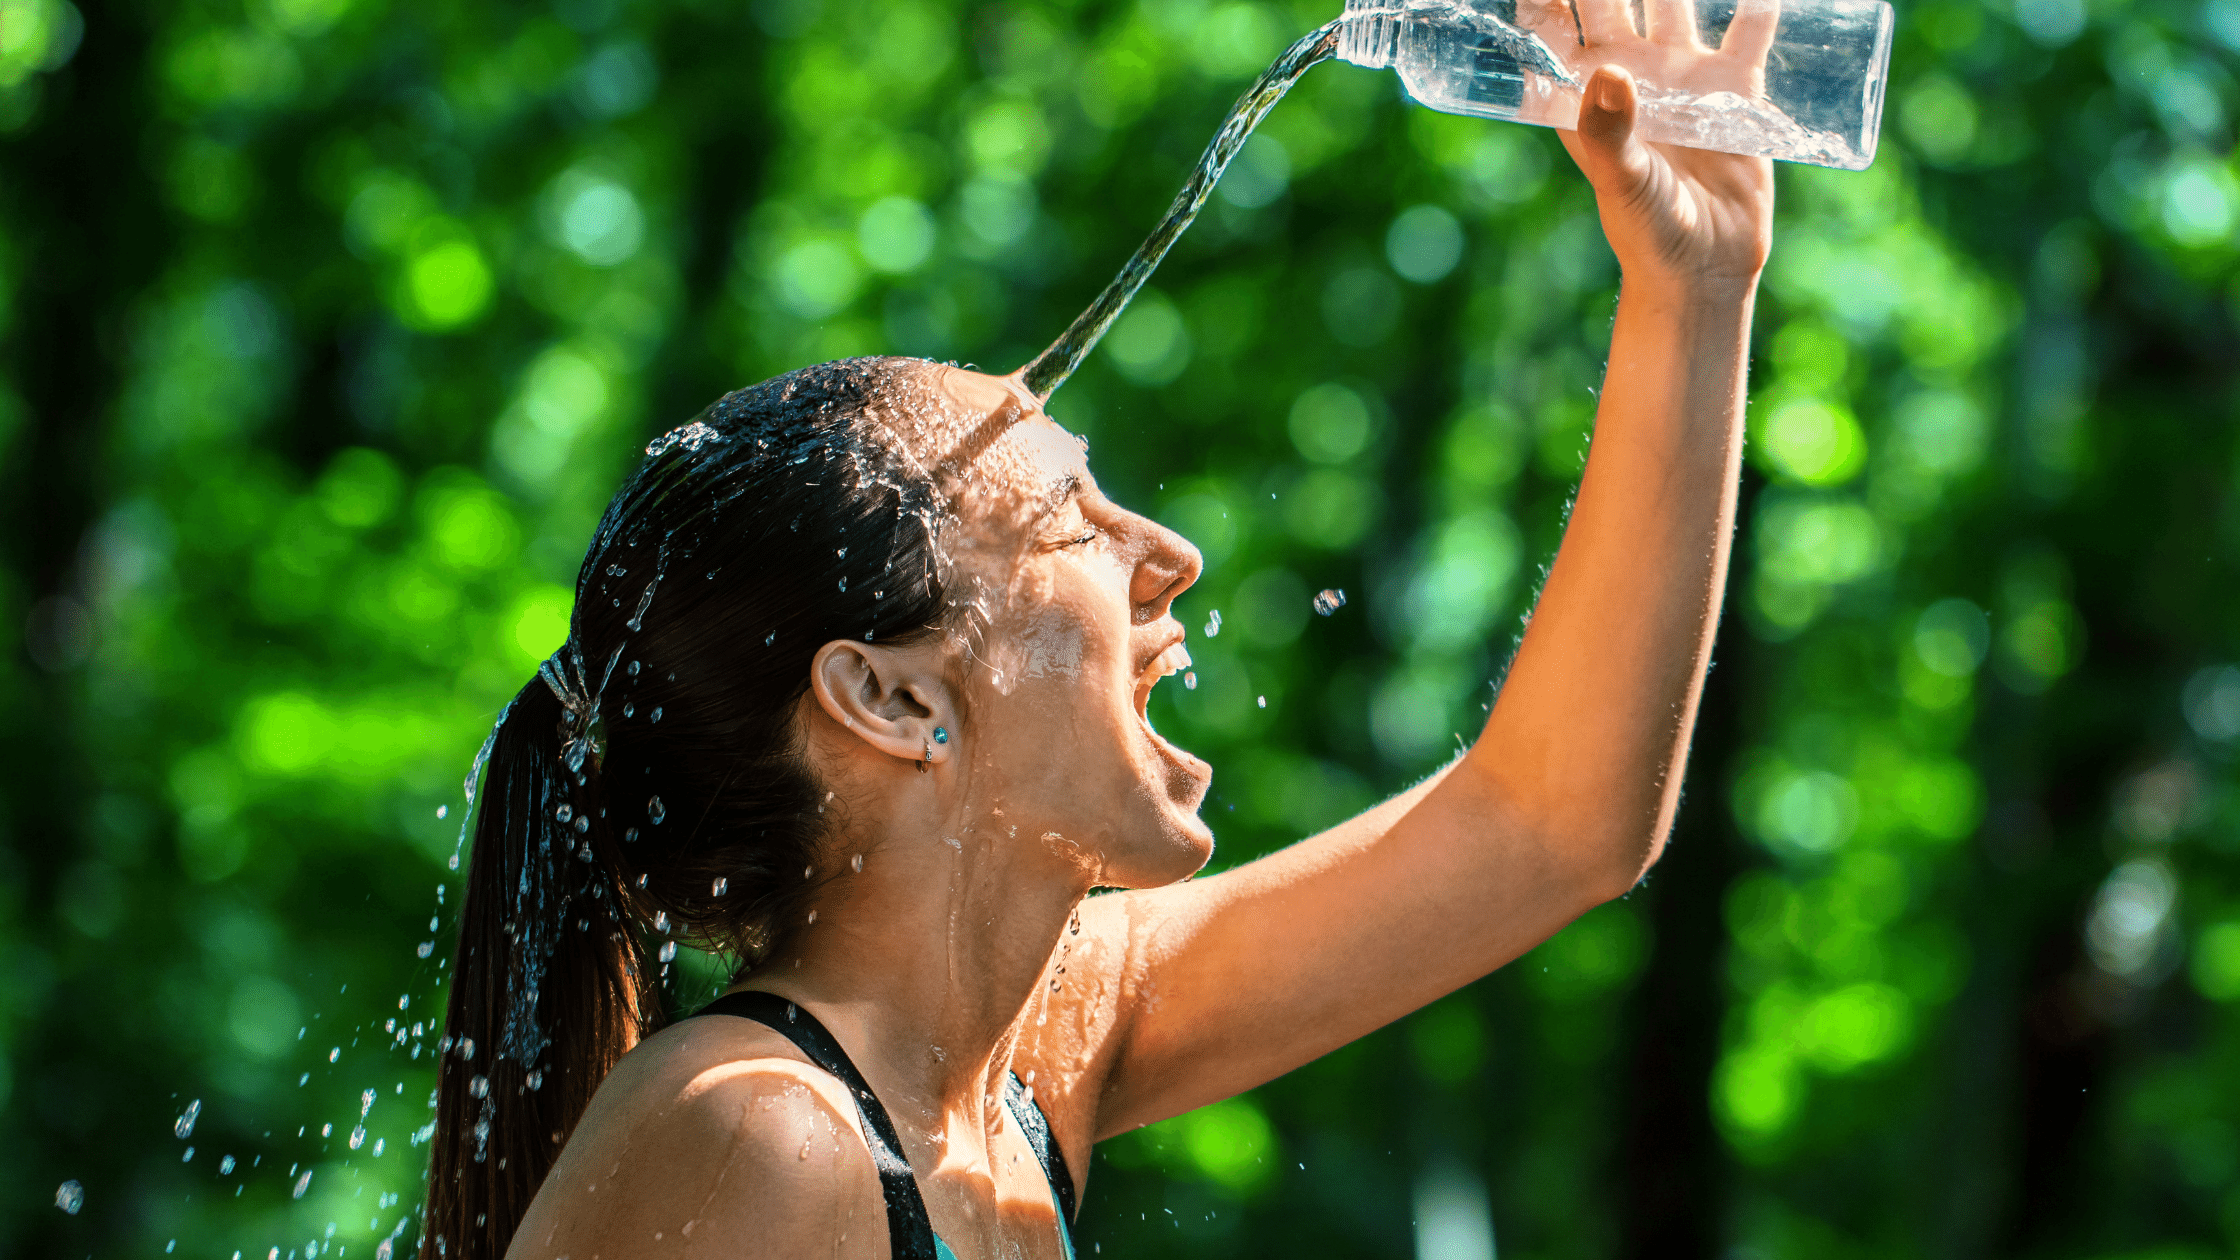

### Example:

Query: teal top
xmin=934 ymin=1213 xmax=1074 ymax=1260
xmin=692 ymin=991 xmax=1080 ymax=1260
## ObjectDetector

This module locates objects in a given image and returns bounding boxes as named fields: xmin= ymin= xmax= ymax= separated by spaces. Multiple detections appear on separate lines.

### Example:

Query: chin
xmin=1099 ymin=780 xmax=1216 ymax=889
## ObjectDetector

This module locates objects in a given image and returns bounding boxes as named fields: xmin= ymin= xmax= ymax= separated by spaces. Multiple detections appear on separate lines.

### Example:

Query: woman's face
xmin=897 ymin=365 xmax=1211 ymax=889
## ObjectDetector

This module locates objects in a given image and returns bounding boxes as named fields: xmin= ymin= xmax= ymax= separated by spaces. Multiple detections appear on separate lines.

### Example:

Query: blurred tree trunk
xmin=1612 ymin=493 xmax=1753 ymax=1260
xmin=0 ymin=1 xmax=172 ymax=1251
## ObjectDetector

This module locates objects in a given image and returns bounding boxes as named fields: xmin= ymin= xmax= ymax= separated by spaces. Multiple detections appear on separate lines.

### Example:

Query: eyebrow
xmin=1034 ymin=472 xmax=1083 ymax=525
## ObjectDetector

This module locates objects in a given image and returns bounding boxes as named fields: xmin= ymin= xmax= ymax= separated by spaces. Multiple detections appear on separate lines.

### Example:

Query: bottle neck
xmin=1335 ymin=0 xmax=1400 ymax=70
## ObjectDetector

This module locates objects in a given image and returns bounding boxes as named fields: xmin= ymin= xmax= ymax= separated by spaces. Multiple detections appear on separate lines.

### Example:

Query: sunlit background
xmin=4 ymin=0 xmax=2239 ymax=1254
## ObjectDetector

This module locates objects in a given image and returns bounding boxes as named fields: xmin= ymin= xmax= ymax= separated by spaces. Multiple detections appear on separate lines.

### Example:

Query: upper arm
xmin=507 ymin=1041 xmax=885 ymax=1260
xmin=1049 ymin=754 xmax=1624 ymax=1140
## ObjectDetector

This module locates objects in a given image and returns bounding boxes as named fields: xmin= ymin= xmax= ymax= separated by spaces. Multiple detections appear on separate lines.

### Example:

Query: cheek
xmin=999 ymin=612 xmax=1089 ymax=685
xmin=976 ymin=564 xmax=1128 ymax=696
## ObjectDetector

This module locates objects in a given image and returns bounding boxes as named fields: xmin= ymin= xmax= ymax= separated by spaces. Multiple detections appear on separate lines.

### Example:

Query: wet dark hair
xmin=419 ymin=357 xmax=955 ymax=1260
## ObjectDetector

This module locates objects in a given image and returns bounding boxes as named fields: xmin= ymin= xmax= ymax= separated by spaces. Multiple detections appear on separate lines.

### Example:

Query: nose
xmin=1130 ymin=517 xmax=1202 ymax=622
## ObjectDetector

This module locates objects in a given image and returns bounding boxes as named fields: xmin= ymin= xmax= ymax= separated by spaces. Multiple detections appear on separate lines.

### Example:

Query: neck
xmin=740 ymin=784 xmax=1092 ymax=1124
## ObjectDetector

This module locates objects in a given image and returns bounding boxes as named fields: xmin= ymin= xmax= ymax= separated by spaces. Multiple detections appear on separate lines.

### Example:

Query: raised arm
xmin=1044 ymin=64 xmax=1773 ymax=1141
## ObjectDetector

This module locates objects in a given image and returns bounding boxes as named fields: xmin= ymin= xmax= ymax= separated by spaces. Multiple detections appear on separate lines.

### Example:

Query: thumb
xmin=1566 ymin=64 xmax=1655 ymax=196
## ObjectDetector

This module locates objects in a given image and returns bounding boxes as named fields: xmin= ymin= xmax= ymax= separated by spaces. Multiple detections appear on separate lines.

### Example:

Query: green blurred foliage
xmin=3 ymin=0 xmax=2239 ymax=1256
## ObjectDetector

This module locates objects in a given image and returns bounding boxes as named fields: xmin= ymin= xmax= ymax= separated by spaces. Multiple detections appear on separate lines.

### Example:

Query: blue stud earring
xmin=933 ymin=727 xmax=949 ymax=745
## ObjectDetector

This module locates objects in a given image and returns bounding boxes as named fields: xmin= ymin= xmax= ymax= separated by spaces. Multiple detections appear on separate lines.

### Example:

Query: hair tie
xmin=539 ymin=640 xmax=623 ymax=774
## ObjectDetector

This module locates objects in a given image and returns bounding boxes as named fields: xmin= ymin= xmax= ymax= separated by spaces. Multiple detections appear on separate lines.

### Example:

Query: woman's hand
xmin=1559 ymin=63 xmax=1775 ymax=292
xmin=1525 ymin=0 xmax=1779 ymax=291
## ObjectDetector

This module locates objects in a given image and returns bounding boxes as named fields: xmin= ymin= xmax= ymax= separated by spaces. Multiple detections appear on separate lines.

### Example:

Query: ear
xmin=807 ymin=639 xmax=956 ymax=768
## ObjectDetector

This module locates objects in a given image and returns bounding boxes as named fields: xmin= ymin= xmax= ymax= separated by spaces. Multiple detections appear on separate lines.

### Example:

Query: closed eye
xmin=1061 ymin=526 xmax=1101 ymax=548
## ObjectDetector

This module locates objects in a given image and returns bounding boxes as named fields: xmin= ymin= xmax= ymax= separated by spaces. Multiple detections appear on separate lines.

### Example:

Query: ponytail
xmin=419 ymin=675 xmax=650 ymax=1260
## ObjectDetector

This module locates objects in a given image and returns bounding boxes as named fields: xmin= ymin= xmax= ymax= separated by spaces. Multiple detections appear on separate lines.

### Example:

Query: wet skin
xmin=507 ymin=53 xmax=1774 ymax=1260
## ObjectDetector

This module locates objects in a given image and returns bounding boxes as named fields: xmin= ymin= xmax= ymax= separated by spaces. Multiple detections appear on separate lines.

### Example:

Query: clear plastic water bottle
xmin=1335 ymin=0 xmax=1894 ymax=169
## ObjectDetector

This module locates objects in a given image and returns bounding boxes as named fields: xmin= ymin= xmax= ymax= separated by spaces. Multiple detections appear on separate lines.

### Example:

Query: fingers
xmin=1644 ymin=0 xmax=1701 ymax=45
xmin=1519 ymin=0 xmax=1587 ymax=47
xmin=1571 ymin=0 xmax=1636 ymax=46
xmin=1563 ymin=64 xmax=1655 ymax=194
xmin=1720 ymin=0 xmax=1780 ymax=66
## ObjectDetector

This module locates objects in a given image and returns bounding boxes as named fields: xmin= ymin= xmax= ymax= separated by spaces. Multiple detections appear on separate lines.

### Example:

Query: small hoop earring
xmin=920 ymin=739 xmax=932 ymax=771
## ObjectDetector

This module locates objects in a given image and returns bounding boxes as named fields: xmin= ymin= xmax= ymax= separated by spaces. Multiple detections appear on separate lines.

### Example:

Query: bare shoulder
xmin=507 ymin=1018 xmax=885 ymax=1260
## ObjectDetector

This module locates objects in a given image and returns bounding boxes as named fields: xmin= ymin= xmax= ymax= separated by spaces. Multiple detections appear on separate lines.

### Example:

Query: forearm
xmin=1462 ymin=274 xmax=1756 ymax=892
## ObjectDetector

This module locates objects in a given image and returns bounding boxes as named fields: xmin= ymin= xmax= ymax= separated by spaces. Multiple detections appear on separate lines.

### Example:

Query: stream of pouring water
xmin=1017 ymin=17 xmax=1345 ymax=401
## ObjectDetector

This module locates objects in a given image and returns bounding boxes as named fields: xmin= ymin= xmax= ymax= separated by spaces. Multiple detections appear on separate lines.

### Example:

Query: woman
xmin=421 ymin=45 xmax=1772 ymax=1260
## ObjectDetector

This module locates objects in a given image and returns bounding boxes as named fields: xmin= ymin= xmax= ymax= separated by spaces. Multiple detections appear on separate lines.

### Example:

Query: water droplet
xmin=175 ymin=1099 xmax=202 ymax=1139
xmin=435 ymin=804 xmax=448 ymax=820
xmin=219 ymin=1155 xmax=236 ymax=1174
xmin=362 ymin=1088 xmax=376 ymax=1116
xmin=625 ymin=827 xmax=639 ymax=842
xmin=55 ymin=1181 xmax=83 ymax=1214
xmin=1204 ymin=610 xmax=1222 ymax=637
xmin=322 ymin=1123 xmax=333 ymax=1137
xmin=293 ymin=1171 xmax=314 ymax=1200
xmin=653 ymin=911 xmax=669 ymax=933
xmin=628 ymin=660 xmax=641 ymax=676
xmin=712 ymin=877 xmax=728 ymax=896
xmin=1183 ymin=670 xmax=1197 ymax=690
xmin=658 ymin=941 xmax=678 ymax=962
xmin=649 ymin=796 xmax=666 ymax=824
xmin=416 ymin=941 xmax=434 ymax=958
xmin=573 ymin=815 xmax=589 ymax=834
xmin=1313 ymin=588 xmax=1347 ymax=615
xmin=765 ymin=632 xmax=776 ymax=646
xmin=348 ymin=1126 xmax=366 ymax=1150
xmin=468 ymin=1075 xmax=489 ymax=1099
xmin=651 ymin=706 xmax=663 ymax=723
xmin=372 ymin=1138 xmax=385 ymax=1157
xmin=623 ymin=703 xmax=634 ymax=719
xmin=1257 ymin=695 xmax=1268 ymax=708
xmin=526 ymin=1069 xmax=544 ymax=1091
xmin=850 ymin=853 xmax=863 ymax=873
xmin=329 ymin=1046 xmax=341 ymax=1063
xmin=837 ymin=576 xmax=847 ymax=592
xmin=807 ymin=909 xmax=818 ymax=925
xmin=182 ymin=1146 xmax=194 ymax=1162
xmin=555 ymin=804 xmax=573 ymax=824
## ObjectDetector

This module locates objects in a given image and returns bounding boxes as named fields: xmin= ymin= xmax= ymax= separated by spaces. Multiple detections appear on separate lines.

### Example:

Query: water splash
xmin=1018 ymin=18 xmax=1346 ymax=399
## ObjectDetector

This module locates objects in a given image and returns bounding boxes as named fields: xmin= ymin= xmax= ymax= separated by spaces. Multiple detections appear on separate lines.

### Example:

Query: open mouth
xmin=1132 ymin=638 xmax=1207 ymax=778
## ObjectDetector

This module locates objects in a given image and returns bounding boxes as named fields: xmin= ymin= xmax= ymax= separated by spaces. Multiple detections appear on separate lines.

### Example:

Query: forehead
xmin=895 ymin=366 xmax=1092 ymax=518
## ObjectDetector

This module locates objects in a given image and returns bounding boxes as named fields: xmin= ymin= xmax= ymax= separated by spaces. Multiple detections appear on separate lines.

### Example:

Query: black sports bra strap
xmin=1001 ymin=1073 xmax=1079 ymax=1225
xmin=693 ymin=991 xmax=940 ymax=1260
